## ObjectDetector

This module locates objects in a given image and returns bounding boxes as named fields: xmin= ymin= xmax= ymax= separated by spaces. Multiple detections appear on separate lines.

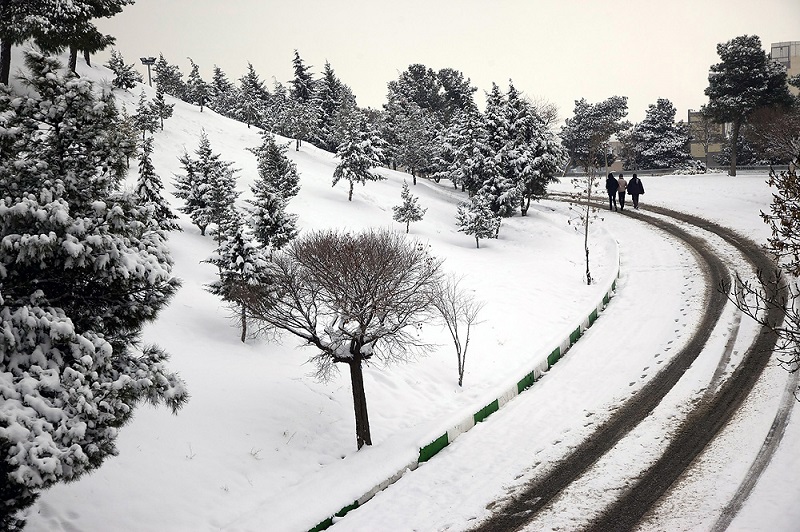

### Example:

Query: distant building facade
xmin=687 ymin=110 xmax=725 ymax=169
xmin=771 ymin=41 xmax=800 ymax=96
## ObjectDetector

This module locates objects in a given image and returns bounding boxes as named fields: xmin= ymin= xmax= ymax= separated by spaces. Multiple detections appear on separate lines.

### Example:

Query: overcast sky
xmin=95 ymin=0 xmax=800 ymax=124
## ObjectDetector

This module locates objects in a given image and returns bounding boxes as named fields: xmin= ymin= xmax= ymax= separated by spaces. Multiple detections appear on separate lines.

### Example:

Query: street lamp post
xmin=140 ymin=57 xmax=156 ymax=86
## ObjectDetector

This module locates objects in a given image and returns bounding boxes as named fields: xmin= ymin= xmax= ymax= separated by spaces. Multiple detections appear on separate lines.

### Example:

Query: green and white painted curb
xmin=310 ymin=251 xmax=621 ymax=532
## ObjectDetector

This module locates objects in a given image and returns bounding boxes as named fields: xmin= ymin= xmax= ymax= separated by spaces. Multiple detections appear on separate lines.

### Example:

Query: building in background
xmin=771 ymin=41 xmax=800 ymax=96
xmin=687 ymin=109 xmax=726 ymax=169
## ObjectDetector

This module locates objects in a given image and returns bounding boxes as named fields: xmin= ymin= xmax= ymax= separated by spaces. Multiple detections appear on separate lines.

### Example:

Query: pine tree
xmin=290 ymin=49 xmax=314 ymax=102
xmin=0 ymin=51 xmax=186 ymax=529
xmin=704 ymin=34 xmax=794 ymax=176
xmin=133 ymin=89 xmax=158 ymax=140
xmin=236 ymin=63 xmax=268 ymax=128
xmin=456 ymin=194 xmax=501 ymax=248
xmin=208 ymin=65 xmax=236 ymax=116
xmin=480 ymin=82 xmax=518 ymax=217
xmin=627 ymin=98 xmax=691 ymax=170
xmin=393 ymin=181 xmax=427 ymax=233
xmin=174 ymin=131 xmax=239 ymax=239
xmin=152 ymin=84 xmax=174 ymax=130
xmin=185 ymin=57 xmax=209 ymax=112
xmin=248 ymin=132 xmax=300 ymax=198
xmin=105 ymin=48 xmax=142 ymax=90
xmin=205 ymin=214 xmax=270 ymax=342
xmin=153 ymin=53 xmax=186 ymax=100
xmin=332 ymin=117 xmax=387 ymax=201
xmin=117 ymin=106 xmax=139 ymax=168
xmin=136 ymin=136 xmax=180 ymax=232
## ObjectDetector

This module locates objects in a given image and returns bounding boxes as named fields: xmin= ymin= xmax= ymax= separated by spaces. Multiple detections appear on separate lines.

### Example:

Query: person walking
xmin=617 ymin=173 xmax=627 ymax=211
xmin=605 ymin=172 xmax=618 ymax=211
xmin=628 ymin=173 xmax=645 ymax=209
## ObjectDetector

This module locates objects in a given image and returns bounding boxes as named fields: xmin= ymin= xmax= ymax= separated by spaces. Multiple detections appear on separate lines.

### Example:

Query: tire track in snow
xmin=471 ymin=201 xmax=781 ymax=532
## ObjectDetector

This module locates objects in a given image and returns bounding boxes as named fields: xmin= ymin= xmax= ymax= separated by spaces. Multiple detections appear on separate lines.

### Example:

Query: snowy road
xmin=329 ymin=200 xmax=786 ymax=532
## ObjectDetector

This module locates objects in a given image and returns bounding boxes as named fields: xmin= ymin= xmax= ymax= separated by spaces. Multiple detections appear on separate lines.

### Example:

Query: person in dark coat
xmin=628 ymin=173 xmax=645 ymax=209
xmin=617 ymin=173 xmax=627 ymax=211
xmin=605 ymin=173 xmax=618 ymax=211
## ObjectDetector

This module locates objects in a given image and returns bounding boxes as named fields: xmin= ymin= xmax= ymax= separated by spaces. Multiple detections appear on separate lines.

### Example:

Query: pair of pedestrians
xmin=606 ymin=172 xmax=645 ymax=211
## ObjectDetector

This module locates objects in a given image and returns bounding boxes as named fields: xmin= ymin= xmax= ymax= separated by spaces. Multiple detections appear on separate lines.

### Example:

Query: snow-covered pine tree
xmin=205 ymin=214 xmax=270 ymax=342
xmin=504 ymin=83 xmax=564 ymax=215
xmin=185 ymin=57 xmax=209 ymax=112
xmin=153 ymin=53 xmax=186 ymax=100
xmin=249 ymin=133 xmax=301 ymax=199
xmin=246 ymin=133 xmax=299 ymax=250
xmin=290 ymin=49 xmax=315 ymax=103
xmin=456 ymin=194 xmax=501 ymax=248
xmin=393 ymin=181 xmax=427 ymax=233
xmin=152 ymin=84 xmax=174 ymax=130
xmin=0 ymin=51 xmax=186 ymax=530
xmin=117 ymin=106 xmax=139 ymax=168
xmin=174 ymin=131 xmax=239 ymax=239
xmin=133 ymin=89 xmax=158 ymax=140
xmin=236 ymin=63 xmax=268 ymax=128
xmin=704 ymin=34 xmax=794 ymax=176
xmin=627 ymin=98 xmax=691 ymax=170
xmin=136 ymin=136 xmax=181 ymax=232
xmin=208 ymin=65 xmax=237 ymax=117
xmin=317 ymin=60 xmax=358 ymax=152
xmin=332 ymin=117 xmax=387 ymax=201
xmin=480 ymin=82 xmax=518 ymax=217
xmin=104 ymin=48 xmax=142 ymax=90
xmin=395 ymin=101 xmax=440 ymax=184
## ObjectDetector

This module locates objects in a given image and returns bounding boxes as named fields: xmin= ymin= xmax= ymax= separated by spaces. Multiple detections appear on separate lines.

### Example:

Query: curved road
xmin=471 ymin=202 xmax=783 ymax=532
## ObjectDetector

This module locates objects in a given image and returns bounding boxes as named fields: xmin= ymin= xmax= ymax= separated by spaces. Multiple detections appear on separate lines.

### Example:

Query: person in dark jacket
xmin=605 ymin=173 xmax=618 ymax=211
xmin=628 ymin=173 xmax=645 ymax=209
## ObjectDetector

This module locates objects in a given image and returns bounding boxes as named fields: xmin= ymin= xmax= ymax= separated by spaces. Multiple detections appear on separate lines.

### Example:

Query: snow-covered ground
xmin=16 ymin=52 xmax=800 ymax=532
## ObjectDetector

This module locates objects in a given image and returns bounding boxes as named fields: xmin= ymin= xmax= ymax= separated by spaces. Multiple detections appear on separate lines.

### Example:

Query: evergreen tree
xmin=116 ymin=106 xmax=139 ymax=168
xmin=317 ymin=60 xmax=358 ymax=151
xmin=479 ymin=82 xmax=518 ymax=217
xmin=174 ymin=131 xmax=239 ymax=239
xmin=133 ymin=90 xmax=158 ymax=140
xmin=627 ymin=98 xmax=691 ymax=169
xmin=504 ymin=83 xmax=565 ymax=215
xmin=246 ymin=133 xmax=299 ymax=250
xmin=136 ymin=136 xmax=181 ymax=232
xmin=396 ymin=101 xmax=440 ymax=184
xmin=152 ymin=84 xmax=174 ymax=130
xmin=0 ymin=51 xmax=186 ymax=529
xmin=205 ymin=214 xmax=269 ymax=342
xmin=104 ymin=48 xmax=142 ymax=90
xmin=153 ymin=53 xmax=186 ymax=100
xmin=704 ymin=34 xmax=794 ymax=176
xmin=208 ymin=65 xmax=236 ymax=116
xmin=290 ymin=49 xmax=314 ymax=102
xmin=236 ymin=63 xmax=268 ymax=128
xmin=393 ymin=181 xmax=427 ymax=233
xmin=185 ymin=57 xmax=209 ymax=112
xmin=332 ymin=117 xmax=387 ymax=201
xmin=456 ymin=194 xmax=501 ymax=248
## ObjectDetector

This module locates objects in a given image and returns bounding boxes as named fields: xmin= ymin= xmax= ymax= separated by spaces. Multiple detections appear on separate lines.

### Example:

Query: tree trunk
xmin=521 ymin=196 xmax=530 ymax=216
xmin=348 ymin=180 xmax=354 ymax=201
xmin=412 ymin=169 xmax=417 ymax=185
xmin=1 ymin=40 xmax=11 ymax=85
xmin=406 ymin=221 xmax=410 ymax=233
xmin=348 ymin=358 xmax=372 ymax=449
xmin=68 ymin=46 xmax=78 ymax=73
xmin=584 ymin=174 xmax=593 ymax=285
xmin=295 ymin=138 xmax=300 ymax=151
xmin=475 ymin=236 xmax=480 ymax=249
xmin=729 ymin=120 xmax=741 ymax=177
xmin=83 ymin=50 xmax=91 ymax=66
xmin=240 ymin=303 xmax=247 ymax=343
xmin=199 ymin=224 xmax=207 ymax=236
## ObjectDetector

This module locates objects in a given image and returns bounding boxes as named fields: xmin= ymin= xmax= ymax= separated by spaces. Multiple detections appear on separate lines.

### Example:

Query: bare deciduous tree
xmin=244 ymin=229 xmax=443 ymax=449
xmin=434 ymin=275 xmax=484 ymax=387
xmin=726 ymin=166 xmax=800 ymax=397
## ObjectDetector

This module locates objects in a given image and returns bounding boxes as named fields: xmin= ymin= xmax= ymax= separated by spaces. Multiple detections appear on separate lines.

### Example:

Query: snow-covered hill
xmin=15 ymin=49 xmax=799 ymax=532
